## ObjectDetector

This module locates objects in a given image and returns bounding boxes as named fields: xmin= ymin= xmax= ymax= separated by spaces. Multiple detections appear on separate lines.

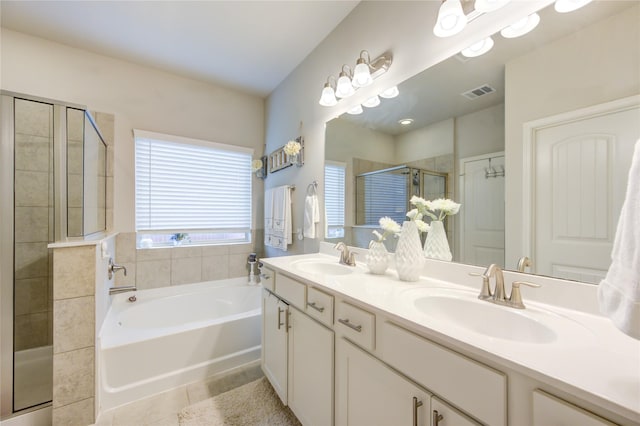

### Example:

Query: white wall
xmin=264 ymin=0 xmax=551 ymax=257
xmin=504 ymin=5 xmax=640 ymax=269
xmin=456 ymin=103 xmax=504 ymax=159
xmin=0 ymin=29 xmax=265 ymax=233
xmin=395 ymin=118 xmax=454 ymax=164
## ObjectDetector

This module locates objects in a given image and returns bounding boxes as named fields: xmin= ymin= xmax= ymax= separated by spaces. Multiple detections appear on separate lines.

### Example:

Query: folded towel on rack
xmin=303 ymin=194 xmax=320 ymax=239
xmin=265 ymin=185 xmax=292 ymax=251
xmin=598 ymin=139 xmax=640 ymax=340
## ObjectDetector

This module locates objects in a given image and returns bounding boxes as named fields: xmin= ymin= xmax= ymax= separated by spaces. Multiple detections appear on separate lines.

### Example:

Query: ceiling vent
xmin=461 ymin=84 xmax=495 ymax=100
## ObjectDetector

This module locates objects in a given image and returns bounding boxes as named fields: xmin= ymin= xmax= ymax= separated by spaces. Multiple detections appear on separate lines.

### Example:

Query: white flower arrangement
xmin=283 ymin=140 xmax=302 ymax=156
xmin=410 ymin=196 xmax=461 ymax=221
xmin=405 ymin=204 xmax=431 ymax=233
xmin=251 ymin=159 xmax=263 ymax=172
xmin=372 ymin=216 xmax=402 ymax=242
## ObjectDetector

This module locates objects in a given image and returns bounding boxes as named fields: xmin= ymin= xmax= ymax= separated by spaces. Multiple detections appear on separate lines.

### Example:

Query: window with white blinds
xmin=134 ymin=130 xmax=252 ymax=246
xmin=324 ymin=162 xmax=345 ymax=238
xmin=360 ymin=172 xmax=407 ymax=225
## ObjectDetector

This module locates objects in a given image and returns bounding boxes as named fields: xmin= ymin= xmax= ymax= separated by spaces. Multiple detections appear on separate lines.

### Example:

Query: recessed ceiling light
xmin=399 ymin=118 xmax=414 ymax=126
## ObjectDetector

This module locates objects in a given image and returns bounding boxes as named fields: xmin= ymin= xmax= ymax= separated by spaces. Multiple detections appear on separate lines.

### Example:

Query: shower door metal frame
xmin=0 ymin=91 xmax=85 ymax=418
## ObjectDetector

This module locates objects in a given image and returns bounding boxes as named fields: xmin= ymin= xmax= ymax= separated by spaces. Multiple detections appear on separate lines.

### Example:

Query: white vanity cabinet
xmin=336 ymin=338 xmax=430 ymax=426
xmin=261 ymin=289 xmax=289 ymax=403
xmin=532 ymin=390 xmax=618 ymax=426
xmin=261 ymin=271 xmax=335 ymax=426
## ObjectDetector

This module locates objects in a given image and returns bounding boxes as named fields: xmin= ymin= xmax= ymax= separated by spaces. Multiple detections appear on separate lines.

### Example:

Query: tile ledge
xmin=49 ymin=232 xmax=119 ymax=249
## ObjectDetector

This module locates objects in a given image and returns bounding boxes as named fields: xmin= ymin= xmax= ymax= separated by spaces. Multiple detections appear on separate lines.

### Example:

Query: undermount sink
xmin=291 ymin=259 xmax=356 ymax=276
xmin=408 ymin=288 xmax=592 ymax=344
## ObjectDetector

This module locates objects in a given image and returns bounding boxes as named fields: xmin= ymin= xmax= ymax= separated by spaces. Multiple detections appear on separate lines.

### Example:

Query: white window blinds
xmin=324 ymin=163 xmax=345 ymax=238
xmin=361 ymin=172 xmax=407 ymax=225
xmin=135 ymin=130 xmax=252 ymax=233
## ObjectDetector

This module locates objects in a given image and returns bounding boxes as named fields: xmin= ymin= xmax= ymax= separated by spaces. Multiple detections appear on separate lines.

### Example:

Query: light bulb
xmin=352 ymin=59 xmax=373 ymax=88
xmin=335 ymin=72 xmax=355 ymax=98
xmin=347 ymin=104 xmax=363 ymax=115
xmin=363 ymin=95 xmax=381 ymax=108
xmin=398 ymin=118 xmax=414 ymax=126
xmin=474 ymin=0 xmax=511 ymax=13
xmin=554 ymin=0 xmax=592 ymax=13
xmin=500 ymin=13 xmax=540 ymax=38
xmin=379 ymin=86 xmax=399 ymax=99
xmin=318 ymin=84 xmax=338 ymax=107
xmin=461 ymin=36 xmax=494 ymax=58
xmin=433 ymin=0 xmax=467 ymax=38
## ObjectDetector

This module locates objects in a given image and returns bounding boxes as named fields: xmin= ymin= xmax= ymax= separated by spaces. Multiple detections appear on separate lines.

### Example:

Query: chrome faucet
xmin=334 ymin=242 xmax=356 ymax=266
xmin=247 ymin=253 xmax=259 ymax=285
xmin=108 ymin=285 xmax=137 ymax=295
xmin=471 ymin=264 xmax=540 ymax=309
xmin=108 ymin=258 xmax=127 ymax=280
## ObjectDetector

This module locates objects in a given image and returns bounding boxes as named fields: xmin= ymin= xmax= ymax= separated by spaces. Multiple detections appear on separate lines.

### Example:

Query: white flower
xmin=429 ymin=198 xmax=461 ymax=220
xmin=414 ymin=219 xmax=431 ymax=233
xmin=372 ymin=217 xmax=401 ymax=242
xmin=406 ymin=209 xmax=423 ymax=221
xmin=251 ymin=159 xmax=263 ymax=172
xmin=283 ymin=140 xmax=301 ymax=156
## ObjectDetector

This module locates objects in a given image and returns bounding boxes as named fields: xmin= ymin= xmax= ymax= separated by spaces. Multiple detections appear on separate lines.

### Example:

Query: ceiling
xmin=0 ymin=0 xmax=359 ymax=97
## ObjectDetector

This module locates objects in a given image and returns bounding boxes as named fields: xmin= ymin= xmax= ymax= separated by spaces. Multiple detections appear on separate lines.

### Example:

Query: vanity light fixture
xmin=474 ymin=0 xmax=511 ymax=13
xmin=554 ymin=0 xmax=592 ymax=13
xmin=461 ymin=36 xmax=494 ymax=58
xmin=363 ymin=95 xmax=381 ymax=108
xmin=318 ymin=77 xmax=338 ymax=106
xmin=336 ymin=65 xmax=355 ymax=98
xmin=500 ymin=13 xmax=540 ymax=38
xmin=399 ymin=118 xmax=414 ymax=126
xmin=433 ymin=0 xmax=468 ymax=37
xmin=379 ymin=86 xmax=399 ymax=99
xmin=318 ymin=51 xmax=393 ymax=107
xmin=347 ymin=104 xmax=363 ymax=115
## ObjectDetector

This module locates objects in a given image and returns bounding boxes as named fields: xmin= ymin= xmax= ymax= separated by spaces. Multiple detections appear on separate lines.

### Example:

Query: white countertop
xmin=261 ymin=251 xmax=640 ymax=424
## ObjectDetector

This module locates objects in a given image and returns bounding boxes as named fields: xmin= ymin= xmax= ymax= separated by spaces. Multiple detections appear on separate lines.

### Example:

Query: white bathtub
xmin=99 ymin=278 xmax=262 ymax=411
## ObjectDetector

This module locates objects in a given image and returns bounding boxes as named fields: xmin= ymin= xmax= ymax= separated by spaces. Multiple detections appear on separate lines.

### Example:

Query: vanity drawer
xmin=335 ymin=301 xmax=375 ymax=351
xmin=259 ymin=265 xmax=276 ymax=292
xmin=275 ymin=273 xmax=306 ymax=309
xmin=305 ymin=287 xmax=334 ymax=327
xmin=378 ymin=321 xmax=506 ymax=426
xmin=532 ymin=390 xmax=616 ymax=426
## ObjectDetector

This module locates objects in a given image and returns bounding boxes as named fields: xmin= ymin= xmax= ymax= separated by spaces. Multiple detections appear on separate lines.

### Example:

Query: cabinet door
xmin=261 ymin=289 xmax=288 ymax=404
xmin=336 ymin=338 xmax=429 ymax=426
xmin=288 ymin=306 xmax=334 ymax=426
xmin=532 ymin=390 xmax=617 ymax=426
xmin=431 ymin=396 xmax=481 ymax=426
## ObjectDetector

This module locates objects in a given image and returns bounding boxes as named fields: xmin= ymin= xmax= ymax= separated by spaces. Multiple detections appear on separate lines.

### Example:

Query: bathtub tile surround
xmin=53 ymin=296 xmax=95 ymax=353
xmin=116 ymin=231 xmax=264 ymax=290
xmin=53 ymin=397 xmax=95 ymax=426
xmin=94 ymin=361 xmax=263 ymax=426
xmin=53 ymin=346 xmax=94 ymax=407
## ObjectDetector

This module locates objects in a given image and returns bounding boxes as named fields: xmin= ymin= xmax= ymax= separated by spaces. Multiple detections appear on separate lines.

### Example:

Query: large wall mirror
xmin=324 ymin=1 xmax=640 ymax=284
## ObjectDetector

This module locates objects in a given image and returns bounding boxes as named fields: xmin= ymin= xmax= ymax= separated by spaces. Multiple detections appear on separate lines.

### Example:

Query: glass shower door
xmin=12 ymin=98 xmax=54 ymax=411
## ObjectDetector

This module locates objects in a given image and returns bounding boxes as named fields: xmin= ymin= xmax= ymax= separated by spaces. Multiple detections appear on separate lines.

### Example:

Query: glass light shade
xmin=474 ymin=0 xmax=511 ymax=13
xmin=352 ymin=60 xmax=373 ymax=88
xmin=500 ymin=13 xmax=540 ymax=38
xmin=335 ymin=73 xmax=355 ymax=98
xmin=461 ymin=36 xmax=494 ymax=58
xmin=347 ymin=104 xmax=363 ymax=115
xmin=433 ymin=0 xmax=467 ymax=38
xmin=554 ymin=0 xmax=592 ymax=13
xmin=318 ymin=85 xmax=338 ymax=107
xmin=363 ymin=96 xmax=381 ymax=108
xmin=379 ymin=86 xmax=399 ymax=99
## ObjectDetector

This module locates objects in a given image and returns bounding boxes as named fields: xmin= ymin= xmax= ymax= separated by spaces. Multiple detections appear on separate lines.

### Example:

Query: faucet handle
xmin=509 ymin=281 xmax=541 ymax=309
xmin=469 ymin=272 xmax=492 ymax=300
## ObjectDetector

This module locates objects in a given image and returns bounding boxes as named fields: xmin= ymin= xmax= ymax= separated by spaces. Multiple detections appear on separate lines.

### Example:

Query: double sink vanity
xmin=260 ymin=243 xmax=640 ymax=426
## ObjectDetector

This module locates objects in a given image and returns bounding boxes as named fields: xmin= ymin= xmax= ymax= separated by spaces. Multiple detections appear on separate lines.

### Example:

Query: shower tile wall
xmin=115 ymin=231 xmax=264 ymax=290
xmin=13 ymin=99 xmax=54 ymax=351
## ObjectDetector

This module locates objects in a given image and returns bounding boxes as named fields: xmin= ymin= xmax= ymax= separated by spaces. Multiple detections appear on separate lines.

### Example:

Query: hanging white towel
xmin=265 ymin=185 xmax=292 ymax=251
xmin=598 ymin=139 xmax=640 ymax=340
xmin=303 ymin=194 xmax=320 ymax=239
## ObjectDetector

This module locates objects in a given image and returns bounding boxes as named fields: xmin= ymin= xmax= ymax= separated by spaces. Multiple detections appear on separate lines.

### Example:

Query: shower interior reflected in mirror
xmin=0 ymin=93 xmax=107 ymax=417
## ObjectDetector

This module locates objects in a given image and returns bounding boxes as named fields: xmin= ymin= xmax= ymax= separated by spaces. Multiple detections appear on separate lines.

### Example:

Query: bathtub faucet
xmin=248 ymin=253 xmax=259 ymax=285
xmin=109 ymin=285 xmax=137 ymax=295
xmin=108 ymin=258 xmax=128 ymax=280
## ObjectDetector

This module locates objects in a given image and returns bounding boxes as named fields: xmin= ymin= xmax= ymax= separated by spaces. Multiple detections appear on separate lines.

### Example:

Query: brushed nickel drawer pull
xmin=307 ymin=301 xmax=325 ymax=313
xmin=433 ymin=410 xmax=444 ymax=426
xmin=413 ymin=397 xmax=423 ymax=426
xmin=338 ymin=318 xmax=362 ymax=332
xmin=277 ymin=306 xmax=284 ymax=330
xmin=260 ymin=273 xmax=271 ymax=280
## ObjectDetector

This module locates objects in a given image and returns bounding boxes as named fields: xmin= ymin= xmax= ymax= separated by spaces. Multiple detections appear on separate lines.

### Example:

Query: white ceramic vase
xmin=366 ymin=240 xmax=389 ymax=275
xmin=423 ymin=220 xmax=452 ymax=261
xmin=395 ymin=221 xmax=425 ymax=282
